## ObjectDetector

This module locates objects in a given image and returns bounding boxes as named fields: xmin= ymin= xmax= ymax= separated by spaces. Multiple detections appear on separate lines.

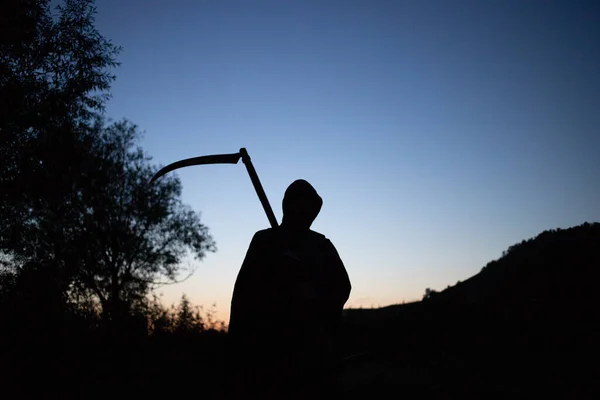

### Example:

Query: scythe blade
xmin=149 ymin=152 xmax=242 ymax=184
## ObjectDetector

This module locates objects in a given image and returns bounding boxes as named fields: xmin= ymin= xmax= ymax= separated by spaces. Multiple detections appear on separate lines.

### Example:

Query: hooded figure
xmin=228 ymin=179 xmax=351 ymax=399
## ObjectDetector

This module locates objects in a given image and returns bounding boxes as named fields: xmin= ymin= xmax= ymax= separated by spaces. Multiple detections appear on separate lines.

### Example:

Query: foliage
xmin=1 ymin=0 xmax=120 ymax=275
xmin=1 ymin=116 xmax=216 ymax=320
xmin=422 ymin=287 xmax=438 ymax=300
xmin=146 ymin=294 xmax=225 ymax=336
xmin=0 ymin=0 xmax=120 ymax=122
xmin=64 ymin=118 xmax=215 ymax=318
xmin=0 ymin=3 xmax=227 ymax=397
xmin=0 ymin=0 xmax=215 ymax=320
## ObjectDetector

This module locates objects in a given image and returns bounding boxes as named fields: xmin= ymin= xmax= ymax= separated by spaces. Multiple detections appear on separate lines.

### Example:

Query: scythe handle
xmin=239 ymin=148 xmax=279 ymax=228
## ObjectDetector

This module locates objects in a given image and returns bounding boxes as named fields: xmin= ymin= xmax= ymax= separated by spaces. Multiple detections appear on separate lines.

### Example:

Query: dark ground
xmin=3 ymin=223 xmax=599 ymax=398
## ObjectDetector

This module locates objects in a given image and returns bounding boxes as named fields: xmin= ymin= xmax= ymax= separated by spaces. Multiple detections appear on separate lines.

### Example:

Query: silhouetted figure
xmin=227 ymin=179 xmax=351 ymax=399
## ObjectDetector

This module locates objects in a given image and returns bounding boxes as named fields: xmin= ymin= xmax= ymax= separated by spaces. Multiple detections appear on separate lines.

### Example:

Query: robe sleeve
xmin=228 ymin=230 xmax=271 ymax=338
xmin=322 ymin=239 xmax=351 ymax=316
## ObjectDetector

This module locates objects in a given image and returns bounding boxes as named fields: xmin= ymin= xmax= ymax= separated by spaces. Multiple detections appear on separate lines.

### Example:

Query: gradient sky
xmin=93 ymin=0 xmax=599 ymax=322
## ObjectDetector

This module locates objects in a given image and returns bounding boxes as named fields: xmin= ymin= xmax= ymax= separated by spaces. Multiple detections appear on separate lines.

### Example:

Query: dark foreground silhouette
xmin=227 ymin=179 xmax=352 ymax=399
xmin=2 ymin=221 xmax=598 ymax=399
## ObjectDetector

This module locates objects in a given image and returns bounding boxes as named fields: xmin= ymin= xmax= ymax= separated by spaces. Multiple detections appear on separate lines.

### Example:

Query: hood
xmin=281 ymin=179 xmax=322 ymax=230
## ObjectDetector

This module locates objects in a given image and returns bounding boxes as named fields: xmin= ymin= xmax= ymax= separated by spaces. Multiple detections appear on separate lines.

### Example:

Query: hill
xmin=338 ymin=222 xmax=600 ymax=397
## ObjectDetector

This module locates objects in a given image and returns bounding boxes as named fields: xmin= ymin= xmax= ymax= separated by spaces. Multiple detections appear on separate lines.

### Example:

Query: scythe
xmin=149 ymin=148 xmax=278 ymax=228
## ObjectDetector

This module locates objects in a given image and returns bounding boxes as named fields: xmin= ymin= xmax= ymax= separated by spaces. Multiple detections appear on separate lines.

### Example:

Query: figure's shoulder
xmin=308 ymin=230 xmax=342 ymax=257
xmin=253 ymin=228 xmax=277 ymax=241
xmin=246 ymin=228 xmax=279 ymax=251
xmin=307 ymin=229 xmax=329 ymax=243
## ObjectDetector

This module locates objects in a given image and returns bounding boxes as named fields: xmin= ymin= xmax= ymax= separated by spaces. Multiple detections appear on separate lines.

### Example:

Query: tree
xmin=174 ymin=294 xmax=205 ymax=335
xmin=423 ymin=288 xmax=438 ymax=300
xmin=0 ymin=1 xmax=215 ymax=322
xmin=0 ymin=3 xmax=219 ymax=393
xmin=63 ymin=119 xmax=216 ymax=319
xmin=0 ymin=0 xmax=120 ymax=272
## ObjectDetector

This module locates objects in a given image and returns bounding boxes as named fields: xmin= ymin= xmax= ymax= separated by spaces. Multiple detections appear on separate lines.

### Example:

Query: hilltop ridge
xmin=345 ymin=222 xmax=600 ymax=322
xmin=339 ymin=222 xmax=600 ymax=397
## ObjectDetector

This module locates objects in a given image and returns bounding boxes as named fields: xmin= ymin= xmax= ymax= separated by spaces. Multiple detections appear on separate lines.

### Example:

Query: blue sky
xmin=93 ymin=0 xmax=599 ymax=321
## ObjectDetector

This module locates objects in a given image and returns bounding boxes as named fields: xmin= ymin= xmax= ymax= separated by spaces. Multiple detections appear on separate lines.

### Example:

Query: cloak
xmin=227 ymin=180 xmax=351 ymax=396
